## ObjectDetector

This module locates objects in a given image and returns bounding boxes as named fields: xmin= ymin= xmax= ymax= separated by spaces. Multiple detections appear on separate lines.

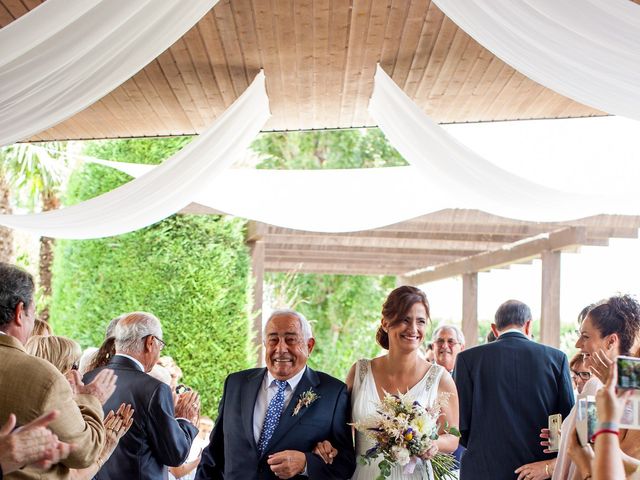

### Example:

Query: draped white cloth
xmin=432 ymin=0 xmax=640 ymax=120
xmin=368 ymin=65 xmax=637 ymax=222
xmin=71 ymin=160 xmax=447 ymax=232
xmin=0 ymin=0 xmax=217 ymax=146
xmin=0 ymin=72 xmax=269 ymax=239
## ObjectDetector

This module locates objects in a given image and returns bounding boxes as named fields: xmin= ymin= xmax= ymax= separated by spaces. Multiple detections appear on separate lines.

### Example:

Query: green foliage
xmin=251 ymin=128 xmax=407 ymax=169
xmin=50 ymin=137 xmax=252 ymax=417
xmin=0 ymin=142 xmax=69 ymax=210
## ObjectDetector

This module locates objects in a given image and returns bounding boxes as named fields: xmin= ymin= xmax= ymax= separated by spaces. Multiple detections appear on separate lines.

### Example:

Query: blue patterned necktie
xmin=257 ymin=379 xmax=288 ymax=455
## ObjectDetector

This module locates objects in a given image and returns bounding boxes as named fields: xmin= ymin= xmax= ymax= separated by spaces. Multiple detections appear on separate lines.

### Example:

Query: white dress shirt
xmin=253 ymin=366 xmax=307 ymax=444
xmin=498 ymin=327 xmax=529 ymax=337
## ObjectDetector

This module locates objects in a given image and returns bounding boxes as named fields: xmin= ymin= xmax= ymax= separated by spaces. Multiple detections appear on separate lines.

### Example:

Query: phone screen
xmin=618 ymin=356 xmax=640 ymax=390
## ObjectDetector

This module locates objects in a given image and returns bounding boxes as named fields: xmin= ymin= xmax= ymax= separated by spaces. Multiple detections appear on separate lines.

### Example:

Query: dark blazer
xmin=84 ymin=355 xmax=198 ymax=480
xmin=454 ymin=331 xmax=574 ymax=480
xmin=195 ymin=366 xmax=355 ymax=480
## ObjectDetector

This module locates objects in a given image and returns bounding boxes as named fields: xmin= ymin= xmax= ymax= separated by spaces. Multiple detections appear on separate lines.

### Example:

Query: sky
xmin=422 ymin=116 xmax=640 ymax=324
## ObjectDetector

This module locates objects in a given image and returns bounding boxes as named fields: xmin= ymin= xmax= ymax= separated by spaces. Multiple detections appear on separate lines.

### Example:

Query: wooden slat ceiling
xmin=253 ymin=210 xmax=640 ymax=276
xmin=1 ymin=0 xmax=605 ymax=142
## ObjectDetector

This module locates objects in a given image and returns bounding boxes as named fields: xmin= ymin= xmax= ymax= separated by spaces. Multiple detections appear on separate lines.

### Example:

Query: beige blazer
xmin=0 ymin=334 xmax=105 ymax=479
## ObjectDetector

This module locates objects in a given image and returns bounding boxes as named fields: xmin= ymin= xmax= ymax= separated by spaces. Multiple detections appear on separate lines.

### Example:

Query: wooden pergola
xmin=3 ymin=1 xmax=638 ymax=352
xmin=246 ymin=211 xmax=640 ymax=349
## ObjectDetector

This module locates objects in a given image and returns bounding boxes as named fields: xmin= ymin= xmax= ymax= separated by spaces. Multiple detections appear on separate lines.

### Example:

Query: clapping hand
xmin=588 ymin=349 xmax=613 ymax=385
xmin=174 ymin=390 xmax=200 ymax=426
xmin=101 ymin=403 xmax=134 ymax=460
xmin=0 ymin=410 xmax=73 ymax=474
xmin=313 ymin=440 xmax=337 ymax=464
xmin=69 ymin=369 xmax=117 ymax=405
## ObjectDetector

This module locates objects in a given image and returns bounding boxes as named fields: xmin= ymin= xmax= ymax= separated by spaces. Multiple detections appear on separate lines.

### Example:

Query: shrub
xmin=50 ymin=138 xmax=252 ymax=416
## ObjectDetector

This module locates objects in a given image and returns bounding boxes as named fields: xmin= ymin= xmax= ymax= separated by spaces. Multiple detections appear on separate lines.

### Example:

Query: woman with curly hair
xmin=553 ymin=294 xmax=640 ymax=480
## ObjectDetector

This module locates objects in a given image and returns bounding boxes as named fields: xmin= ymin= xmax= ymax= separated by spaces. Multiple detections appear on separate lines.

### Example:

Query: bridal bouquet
xmin=353 ymin=391 xmax=459 ymax=480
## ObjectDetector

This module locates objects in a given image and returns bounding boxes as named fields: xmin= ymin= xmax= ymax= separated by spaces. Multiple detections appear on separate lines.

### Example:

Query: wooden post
xmin=250 ymin=240 xmax=265 ymax=366
xmin=248 ymin=222 xmax=266 ymax=366
xmin=462 ymin=273 xmax=478 ymax=347
xmin=540 ymin=250 xmax=561 ymax=347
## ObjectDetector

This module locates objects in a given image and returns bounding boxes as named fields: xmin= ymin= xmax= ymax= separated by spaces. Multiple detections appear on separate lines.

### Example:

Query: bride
xmin=348 ymin=285 xmax=459 ymax=479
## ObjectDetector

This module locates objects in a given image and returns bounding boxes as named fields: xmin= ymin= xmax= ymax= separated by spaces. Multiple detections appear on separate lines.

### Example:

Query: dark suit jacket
xmin=84 ymin=355 xmax=198 ymax=480
xmin=454 ymin=331 xmax=574 ymax=480
xmin=195 ymin=366 xmax=355 ymax=480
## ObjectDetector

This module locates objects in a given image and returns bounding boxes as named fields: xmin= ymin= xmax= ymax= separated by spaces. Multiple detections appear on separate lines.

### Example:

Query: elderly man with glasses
xmin=432 ymin=325 xmax=465 ymax=374
xmin=83 ymin=312 xmax=200 ymax=480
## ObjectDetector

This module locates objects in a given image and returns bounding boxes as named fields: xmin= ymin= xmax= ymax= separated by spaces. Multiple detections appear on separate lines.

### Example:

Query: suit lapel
xmin=262 ymin=367 xmax=320 ymax=456
xmin=241 ymin=368 xmax=266 ymax=452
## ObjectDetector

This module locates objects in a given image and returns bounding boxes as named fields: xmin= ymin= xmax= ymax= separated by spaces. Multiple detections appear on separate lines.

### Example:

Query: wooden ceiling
xmin=1 ymin=0 xmax=605 ymax=142
xmin=247 ymin=210 xmax=640 ymax=277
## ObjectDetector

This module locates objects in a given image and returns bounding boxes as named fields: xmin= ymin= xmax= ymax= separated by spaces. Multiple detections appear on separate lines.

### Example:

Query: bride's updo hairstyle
xmin=586 ymin=294 xmax=640 ymax=356
xmin=376 ymin=285 xmax=430 ymax=350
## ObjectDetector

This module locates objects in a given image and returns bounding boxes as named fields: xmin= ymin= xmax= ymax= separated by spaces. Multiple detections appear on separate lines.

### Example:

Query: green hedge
xmin=50 ymin=138 xmax=253 ymax=417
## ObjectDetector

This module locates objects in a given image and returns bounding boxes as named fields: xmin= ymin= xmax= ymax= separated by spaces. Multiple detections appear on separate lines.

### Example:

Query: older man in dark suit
xmin=454 ymin=300 xmax=574 ymax=480
xmin=84 ymin=311 xmax=199 ymax=480
xmin=196 ymin=309 xmax=355 ymax=480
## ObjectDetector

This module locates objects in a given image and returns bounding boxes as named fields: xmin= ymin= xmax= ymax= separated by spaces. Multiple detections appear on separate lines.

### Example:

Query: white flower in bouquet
xmin=391 ymin=445 xmax=411 ymax=466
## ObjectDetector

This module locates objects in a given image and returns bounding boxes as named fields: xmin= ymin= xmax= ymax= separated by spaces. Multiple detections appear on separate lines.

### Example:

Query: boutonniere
xmin=292 ymin=388 xmax=319 ymax=416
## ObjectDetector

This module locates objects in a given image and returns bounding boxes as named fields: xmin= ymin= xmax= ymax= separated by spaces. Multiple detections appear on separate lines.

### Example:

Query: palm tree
xmin=0 ymin=142 xmax=69 ymax=322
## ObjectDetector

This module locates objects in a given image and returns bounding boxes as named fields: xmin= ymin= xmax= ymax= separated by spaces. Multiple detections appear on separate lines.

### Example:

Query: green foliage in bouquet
xmin=50 ymin=137 xmax=253 ymax=418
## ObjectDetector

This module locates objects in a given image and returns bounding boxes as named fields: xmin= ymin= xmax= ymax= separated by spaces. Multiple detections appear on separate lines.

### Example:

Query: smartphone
xmin=175 ymin=384 xmax=191 ymax=395
xmin=576 ymin=395 xmax=597 ymax=446
xmin=617 ymin=355 xmax=640 ymax=390
xmin=547 ymin=414 xmax=562 ymax=452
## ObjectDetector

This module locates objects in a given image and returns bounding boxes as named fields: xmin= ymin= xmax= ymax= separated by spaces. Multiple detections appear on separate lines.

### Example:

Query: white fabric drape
xmin=432 ymin=0 xmax=640 ymax=120
xmin=0 ymin=72 xmax=270 ymax=239
xmin=71 ymin=159 xmax=447 ymax=232
xmin=368 ymin=65 xmax=637 ymax=222
xmin=0 ymin=0 xmax=217 ymax=146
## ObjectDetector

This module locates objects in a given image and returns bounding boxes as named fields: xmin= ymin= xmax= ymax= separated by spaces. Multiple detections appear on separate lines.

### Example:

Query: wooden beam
xmin=247 ymin=221 xmax=267 ymax=242
xmin=266 ymin=233 xmax=498 ymax=251
xmin=265 ymin=262 xmax=402 ymax=276
xmin=265 ymin=243 xmax=479 ymax=258
xmin=462 ymin=273 xmax=478 ymax=347
xmin=405 ymin=227 xmax=587 ymax=284
xmin=265 ymin=253 xmax=459 ymax=268
xmin=267 ymin=225 xmax=532 ymax=243
xmin=540 ymin=250 xmax=561 ymax=347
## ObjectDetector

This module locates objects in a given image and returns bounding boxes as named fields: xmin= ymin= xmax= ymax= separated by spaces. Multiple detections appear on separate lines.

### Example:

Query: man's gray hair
xmin=432 ymin=324 xmax=465 ymax=346
xmin=263 ymin=309 xmax=313 ymax=342
xmin=495 ymin=300 xmax=532 ymax=330
xmin=115 ymin=312 xmax=162 ymax=354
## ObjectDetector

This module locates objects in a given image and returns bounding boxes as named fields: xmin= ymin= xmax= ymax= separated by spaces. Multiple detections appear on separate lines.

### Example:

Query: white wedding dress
xmin=351 ymin=359 xmax=445 ymax=480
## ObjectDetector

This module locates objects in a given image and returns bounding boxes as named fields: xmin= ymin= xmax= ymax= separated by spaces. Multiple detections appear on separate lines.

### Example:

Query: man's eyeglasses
xmin=571 ymin=370 xmax=591 ymax=381
xmin=434 ymin=339 xmax=461 ymax=347
xmin=144 ymin=334 xmax=166 ymax=351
